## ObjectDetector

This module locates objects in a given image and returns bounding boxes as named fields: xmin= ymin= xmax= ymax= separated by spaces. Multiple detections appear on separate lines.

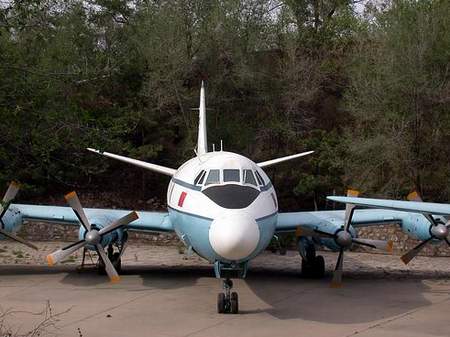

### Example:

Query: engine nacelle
xmin=1 ymin=206 xmax=24 ymax=237
xmin=78 ymin=217 xmax=127 ymax=250
xmin=399 ymin=213 xmax=440 ymax=242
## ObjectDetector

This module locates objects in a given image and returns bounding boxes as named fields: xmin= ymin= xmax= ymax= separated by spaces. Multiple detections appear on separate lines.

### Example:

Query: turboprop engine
xmin=78 ymin=216 xmax=127 ymax=250
xmin=46 ymin=191 xmax=138 ymax=283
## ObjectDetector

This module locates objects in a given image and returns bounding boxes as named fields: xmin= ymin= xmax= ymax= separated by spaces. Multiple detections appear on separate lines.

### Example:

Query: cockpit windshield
xmin=195 ymin=168 xmax=264 ymax=188
xmin=223 ymin=169 xmax=240 ymax=182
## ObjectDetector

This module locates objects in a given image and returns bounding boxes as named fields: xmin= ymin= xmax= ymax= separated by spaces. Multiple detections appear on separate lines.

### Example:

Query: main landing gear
xmin=298 ymin=238 xmax=325 ymax=278
xmin=217 ymin=278 xmax=238 ymax=314
xmin=97 ymin=242 xmax=126 ymax=275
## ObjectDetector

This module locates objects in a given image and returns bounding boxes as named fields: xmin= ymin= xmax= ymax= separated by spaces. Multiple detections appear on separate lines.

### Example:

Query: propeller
xmin=0 ymin=182 xmax=38 ymax=250
xmin=46 ymin=191 xmax=139 ymax=283
xmin=297 ymin=189 xmax=393 ymax=288
xmin=401 ymin=191 xmax=450 ymax=264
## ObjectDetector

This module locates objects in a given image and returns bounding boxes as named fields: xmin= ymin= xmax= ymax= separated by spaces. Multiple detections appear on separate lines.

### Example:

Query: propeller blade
xmin=65 ymin=191 xmax=91 ymax=231
xmin=0 ymin=228 xmax=38 ymax=250
xmin=2 ymin=181 xmax=20 ymax=204
xmin=343 ymin=204 xmax=356 ymax=232
xmin=98 ymin=211 xmax=139 ymax=236
xmin=331 ymin=249 xmax=345 ymax=288
xmin=343 ymin=189 xmax=359 ymax=232
xmin=400 ymin=238 xmax=432 ymax=265
xmin=352 ymin=238 xmax=394 ymax=253
xmin=407 ymin=191 xmax=422 ymax=202
xmin=1 ymin=181 xmax=20 ymax=217
xmin=47 ymin=240 xmax=86 ymax=266
xmin=96 ymin=244 xmax=120 ymax=283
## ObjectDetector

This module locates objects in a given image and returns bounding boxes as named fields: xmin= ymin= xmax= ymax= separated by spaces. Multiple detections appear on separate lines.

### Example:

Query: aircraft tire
xmin=313 ymin=255 xmax=325 ymax=278
xmin=217 ymin=293 xmax=226 ymax=314
xmin=230 ymin=292 xmax=239 ymax=314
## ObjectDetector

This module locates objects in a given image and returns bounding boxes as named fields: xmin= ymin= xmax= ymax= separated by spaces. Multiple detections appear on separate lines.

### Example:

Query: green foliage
xmin=344 ymin=0 xmax=450 ymax=200
xmin=0 ymin=0 xmax=447 ymax=207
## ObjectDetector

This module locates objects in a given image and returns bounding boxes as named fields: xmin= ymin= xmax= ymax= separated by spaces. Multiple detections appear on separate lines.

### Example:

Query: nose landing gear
xmin=217 ymin=278 xmax=239 ymax=314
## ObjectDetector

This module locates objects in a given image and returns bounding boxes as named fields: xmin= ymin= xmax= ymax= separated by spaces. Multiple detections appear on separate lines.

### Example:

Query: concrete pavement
xmin=0 ymin=245 xmax=450 ymax=336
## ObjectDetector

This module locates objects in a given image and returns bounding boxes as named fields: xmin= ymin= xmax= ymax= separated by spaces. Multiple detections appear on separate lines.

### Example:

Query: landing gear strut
xmin=217 ymin=278 xmax=239 ymax=314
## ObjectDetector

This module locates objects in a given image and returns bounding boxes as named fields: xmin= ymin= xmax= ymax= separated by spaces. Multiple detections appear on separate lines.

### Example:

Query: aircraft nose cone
xmin=209 ymin=213 xmax=260 ymax=261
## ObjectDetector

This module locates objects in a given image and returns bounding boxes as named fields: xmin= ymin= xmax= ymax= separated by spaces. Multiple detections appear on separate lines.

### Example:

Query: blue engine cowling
xmin=78 ymin=217 xmax=126 ymax=250
xmin=399 ymin=213 xmax=442 ymax=243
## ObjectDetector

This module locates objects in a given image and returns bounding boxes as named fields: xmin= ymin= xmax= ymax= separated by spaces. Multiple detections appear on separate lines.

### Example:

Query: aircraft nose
xmin=209 ymin=213 xmax=260 ymax=261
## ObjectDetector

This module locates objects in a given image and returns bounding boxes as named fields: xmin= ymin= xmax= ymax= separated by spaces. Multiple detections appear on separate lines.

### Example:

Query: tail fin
xmin=197 ymin=81 xmax=208 ymax=156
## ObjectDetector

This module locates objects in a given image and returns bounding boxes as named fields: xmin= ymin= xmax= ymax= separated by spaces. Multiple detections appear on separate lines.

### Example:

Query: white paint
xmin=197 ymin=81 xmax=207 ymax=155
xmin=209 ymin=212 xmax=260 ymax=261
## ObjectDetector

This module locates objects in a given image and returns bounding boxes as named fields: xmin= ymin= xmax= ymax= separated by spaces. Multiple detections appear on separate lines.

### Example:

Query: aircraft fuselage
xmin=167 ymin=151 xmax=278 ymax=264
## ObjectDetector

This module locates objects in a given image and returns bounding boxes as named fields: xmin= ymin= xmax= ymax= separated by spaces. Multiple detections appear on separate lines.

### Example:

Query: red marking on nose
xmin=178 ymin=191 xmax=187 ymax=207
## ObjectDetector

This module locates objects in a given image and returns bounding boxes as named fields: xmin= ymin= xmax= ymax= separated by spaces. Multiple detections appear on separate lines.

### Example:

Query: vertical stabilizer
xmin=197 ymin=81 xmax=208 ymax=155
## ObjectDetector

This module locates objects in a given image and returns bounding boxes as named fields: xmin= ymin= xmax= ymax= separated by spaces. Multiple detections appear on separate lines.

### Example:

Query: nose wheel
xmin=217 ymin=278 xmax=239 ymax=314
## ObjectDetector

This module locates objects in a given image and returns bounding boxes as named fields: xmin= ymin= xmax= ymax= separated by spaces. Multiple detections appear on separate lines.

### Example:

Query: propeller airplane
xmin=0 ymin=82 xmax=445 ymax=314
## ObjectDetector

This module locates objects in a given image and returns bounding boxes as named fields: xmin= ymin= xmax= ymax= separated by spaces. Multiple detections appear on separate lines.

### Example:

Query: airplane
xmin=328 ymin=192 xmax=450 ymax=264
xmin=0 ymin=82 xmax=435 ymax=314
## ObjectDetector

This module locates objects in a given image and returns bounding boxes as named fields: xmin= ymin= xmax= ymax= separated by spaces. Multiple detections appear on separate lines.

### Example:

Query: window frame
xmin=254 ymin=170 xmax=265 ymax=186
xmin=194 ymin=170 xmax=206 ymax=185
xmin=243 ymin=169 xmax=257 ymax=186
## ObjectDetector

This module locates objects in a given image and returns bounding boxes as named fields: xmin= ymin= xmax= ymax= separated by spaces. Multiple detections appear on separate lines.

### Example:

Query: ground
xmin=1 ymin=242 xmax=450 ymax=337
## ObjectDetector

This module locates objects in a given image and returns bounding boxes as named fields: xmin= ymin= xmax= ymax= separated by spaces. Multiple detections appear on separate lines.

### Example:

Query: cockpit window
xmin=205 ymin=169 xmax=220 ymax=185
xmin=223 ymin=169 xmax=240 ymax=182
xmin=244 ymin=169 xmax=257 ymax=186
xmin=255 ymin=171 xmax=265 ymax=186
xmin=194 ymin=170 xmax=206 ymax=185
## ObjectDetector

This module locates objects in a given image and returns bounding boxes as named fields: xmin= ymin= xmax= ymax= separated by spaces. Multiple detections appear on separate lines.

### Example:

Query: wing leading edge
xmin=11 ymin=204 xmax=173 ymax=233
xmin=276 ymin=209 xmax=404 ymax=232
xmin=328 ymin=196 xmax=450 ymax=216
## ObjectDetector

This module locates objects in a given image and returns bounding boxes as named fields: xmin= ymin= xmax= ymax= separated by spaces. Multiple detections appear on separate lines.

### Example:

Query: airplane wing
xmin=276 ymin=209 xmax=403 ymax=232
xmin=11 ymin=204 xmax=173 ymax=233
xmin=327 ymin=196 xmax=450 ymax=216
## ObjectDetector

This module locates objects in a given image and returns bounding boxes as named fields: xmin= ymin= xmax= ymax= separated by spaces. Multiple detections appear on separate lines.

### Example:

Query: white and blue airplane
xmin=0 ymin=82 xmax=443 ymax=314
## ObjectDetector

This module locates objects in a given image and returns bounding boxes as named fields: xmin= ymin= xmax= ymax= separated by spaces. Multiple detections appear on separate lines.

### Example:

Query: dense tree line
xmin=0 ymin=0 xmax=448 ymax=210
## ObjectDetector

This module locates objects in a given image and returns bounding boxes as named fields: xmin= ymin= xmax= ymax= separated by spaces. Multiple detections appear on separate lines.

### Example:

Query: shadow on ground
xmin=1 ymin=263 xmax=447 ymax=324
